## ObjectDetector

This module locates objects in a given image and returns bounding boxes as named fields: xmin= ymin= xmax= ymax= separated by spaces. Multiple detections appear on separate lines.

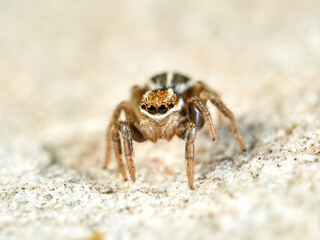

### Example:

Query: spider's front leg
xmin=106 ymin=120 xmax=136 ymax=182
xmin=189 ymin=97 xmax=216 ymax=142
xmin=105 ymin=101 xmax=144 ymax=182
xmin=105 ymin=102 xmax=128 ymax=180
xmin=109 ymin=121 xmax=128 ymax=180
xmin=185 ymin=123 xmax=197 ymax=190
xmin=118 ymin=121 xmax=136 ymax=181
xmin=177 ymin=98 xmax=217 ymax=189
xmin=177 ymin=122 xmax=197 ymax=190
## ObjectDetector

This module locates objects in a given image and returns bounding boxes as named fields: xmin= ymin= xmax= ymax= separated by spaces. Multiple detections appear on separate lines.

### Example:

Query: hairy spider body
xmin=104 ymin=72 xmax=245 ymax=189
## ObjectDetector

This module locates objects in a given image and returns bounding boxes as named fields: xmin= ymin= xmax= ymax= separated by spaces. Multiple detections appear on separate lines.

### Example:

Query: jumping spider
xmin=104 ymin=72 xmax=245 ymax=189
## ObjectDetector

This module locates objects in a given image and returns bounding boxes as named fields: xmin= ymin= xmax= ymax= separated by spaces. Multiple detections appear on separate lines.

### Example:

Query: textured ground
xmin=0 ymin=1 xmax=320 ymax=240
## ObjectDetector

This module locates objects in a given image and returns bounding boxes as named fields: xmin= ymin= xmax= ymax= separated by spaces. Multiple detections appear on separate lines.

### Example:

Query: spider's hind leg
xmin=199 ymin=86 xmax=245 ymax=150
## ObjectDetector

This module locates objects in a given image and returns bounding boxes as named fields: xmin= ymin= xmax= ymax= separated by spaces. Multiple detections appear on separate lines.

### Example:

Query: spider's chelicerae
xmin=104 ymin=72 xmax=245 ymax=189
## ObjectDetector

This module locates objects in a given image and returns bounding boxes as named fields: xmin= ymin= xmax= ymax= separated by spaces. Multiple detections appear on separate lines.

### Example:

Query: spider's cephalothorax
xmin=138 ymin=88 xmax=183 ymax=142
xmin=104 ymin=72 xmax=245 ymax=189
xmin=140 ymin=88 xmax=181 ymax=117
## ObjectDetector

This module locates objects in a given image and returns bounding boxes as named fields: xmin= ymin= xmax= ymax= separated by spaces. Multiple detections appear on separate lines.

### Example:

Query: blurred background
xmin=1 ymin=0 xmax=319 ymax=140
xmin=1 ymin=1 xmax=320 ymax=240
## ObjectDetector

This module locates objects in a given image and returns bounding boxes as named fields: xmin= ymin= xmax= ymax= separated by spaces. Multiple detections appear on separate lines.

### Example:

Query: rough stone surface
xmin=0 ymin=1 xmax=319 ymax=240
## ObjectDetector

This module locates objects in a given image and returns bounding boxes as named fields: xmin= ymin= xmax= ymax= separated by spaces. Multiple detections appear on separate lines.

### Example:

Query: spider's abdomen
xmin=148 ymin=72 xmax=193 ymax=94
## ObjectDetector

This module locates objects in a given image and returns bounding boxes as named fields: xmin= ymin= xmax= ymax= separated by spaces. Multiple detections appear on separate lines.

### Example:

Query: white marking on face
xmin=167 ymin=88 xmax=175 ymax=97
xmin=140 ymin=98 xmax=184 ymax=120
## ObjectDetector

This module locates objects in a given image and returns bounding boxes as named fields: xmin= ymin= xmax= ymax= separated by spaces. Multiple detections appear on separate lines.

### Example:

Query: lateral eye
xmin=158 ymin=105 xmax=168 ymax=114
xmin=168 ymin=103 xmax=175 ymax=108
xmin=140 ymin=104 xmax=146 ymax=110
xmin=147 ymin=105 xmax=157 ymax=114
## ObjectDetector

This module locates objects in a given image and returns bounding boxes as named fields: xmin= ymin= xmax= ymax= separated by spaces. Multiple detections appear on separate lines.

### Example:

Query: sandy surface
xmin=0 ymin=1 xmax=320 ymax=240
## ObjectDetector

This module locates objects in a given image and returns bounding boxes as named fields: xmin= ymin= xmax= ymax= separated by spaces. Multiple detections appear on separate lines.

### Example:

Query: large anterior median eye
xmin=158 ymin=105 xmax=168 ymax=114
xmin=147 ymin=105 xmax=157 ymax=114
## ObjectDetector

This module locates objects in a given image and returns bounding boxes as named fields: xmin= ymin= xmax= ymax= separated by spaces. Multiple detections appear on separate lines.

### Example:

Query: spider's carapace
xmin=104 ymin=72 xmax=245 ymax=189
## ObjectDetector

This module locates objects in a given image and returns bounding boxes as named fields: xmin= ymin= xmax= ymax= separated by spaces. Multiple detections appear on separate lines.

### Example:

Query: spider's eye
xmin=158 ymin=105 xmax=168 ymax=114
xmin=147 ymin=105 xmax=157 ymax=114
xmin=140 ymin=104 xmax=146 ymax=110
xmin=168 ymin=103 xmax=175 ymax=108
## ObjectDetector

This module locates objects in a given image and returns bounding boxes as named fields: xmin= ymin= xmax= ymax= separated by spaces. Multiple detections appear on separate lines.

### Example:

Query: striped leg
xmin=176 ymin=121 xmax=197 ymax=190
xmin=185 ymin=123 xmax=197 ymax=190
xmin=104 ymin=102 xmax=127 ymax=169
xmin=110 ymin=121 xmax=127 ymax=180
xmin=119 ymin=121 xmax=135 ymax=182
